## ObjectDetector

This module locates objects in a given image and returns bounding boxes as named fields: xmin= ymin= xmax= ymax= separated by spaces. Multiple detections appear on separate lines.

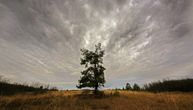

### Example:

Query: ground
xmin=0 ymin=90 xmax=193 ymax=110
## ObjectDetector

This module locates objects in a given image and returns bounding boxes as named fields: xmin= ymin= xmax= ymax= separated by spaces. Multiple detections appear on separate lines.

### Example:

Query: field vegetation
xmin=0 ymin=90 xmax=193 ymax=110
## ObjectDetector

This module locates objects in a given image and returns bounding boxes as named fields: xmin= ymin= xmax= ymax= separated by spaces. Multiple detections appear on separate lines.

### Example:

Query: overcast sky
xmin=0 ymin=0 xmax=193 ymax=89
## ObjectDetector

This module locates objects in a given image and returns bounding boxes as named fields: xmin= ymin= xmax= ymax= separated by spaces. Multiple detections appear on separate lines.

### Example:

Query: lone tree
xmin=77 ymin=43 xmax=105 ymax=94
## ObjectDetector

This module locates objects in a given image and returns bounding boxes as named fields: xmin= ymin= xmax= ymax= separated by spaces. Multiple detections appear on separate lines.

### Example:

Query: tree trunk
xmin=94 ymin=63 xmax=98 ymax=95
xmin=94 ymin=83 xmax=98 ymax=94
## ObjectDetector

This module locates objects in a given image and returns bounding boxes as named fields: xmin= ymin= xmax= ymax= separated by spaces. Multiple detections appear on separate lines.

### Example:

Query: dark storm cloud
xmin=0 ymin=0 xmax=193 ymax=89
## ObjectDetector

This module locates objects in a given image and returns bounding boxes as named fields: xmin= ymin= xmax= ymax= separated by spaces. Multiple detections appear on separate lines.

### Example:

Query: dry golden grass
xmin=0 ymin=90 xmax=193 ymax=110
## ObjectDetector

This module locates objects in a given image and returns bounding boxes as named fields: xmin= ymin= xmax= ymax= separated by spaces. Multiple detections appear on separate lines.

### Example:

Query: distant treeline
xmin=0 ymin=76 xmax=57 ymax=95
xmin=143 ymin=78 xmax=193 ymax=92
xmin=123 ymin=78 xmax=193 ymax=92
xmin=122 ymin=83 xmax=141 ymax=91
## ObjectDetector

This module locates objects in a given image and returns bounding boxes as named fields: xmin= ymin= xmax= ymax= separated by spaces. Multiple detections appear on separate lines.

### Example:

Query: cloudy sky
xmin=0 ymin=0 xmax=193 ymax=89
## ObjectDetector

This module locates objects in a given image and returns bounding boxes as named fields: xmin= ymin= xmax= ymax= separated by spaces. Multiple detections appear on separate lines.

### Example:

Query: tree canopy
xmin=77 ymin=43 xmax=105 ymax=93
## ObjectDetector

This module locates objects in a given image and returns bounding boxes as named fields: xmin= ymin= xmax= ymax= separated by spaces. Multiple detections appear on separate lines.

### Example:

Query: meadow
xmin=0 ymin=90 xmax=193 ymax=110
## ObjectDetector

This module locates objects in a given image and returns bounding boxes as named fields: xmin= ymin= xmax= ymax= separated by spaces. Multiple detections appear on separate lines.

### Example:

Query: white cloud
xmin=0 ymin=0 xmax=193 ymax=89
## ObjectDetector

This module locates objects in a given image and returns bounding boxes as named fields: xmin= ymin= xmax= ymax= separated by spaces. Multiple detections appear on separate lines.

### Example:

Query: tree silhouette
xmin=143 ymin=79 xmax=193 ymax=92
xmin=133 ymin=83 xmax=140 ymax=91
xmin=125 ymin=83 xmax=132 ymax=90
xmin=77 ymin=43 xmax=105 ymax=94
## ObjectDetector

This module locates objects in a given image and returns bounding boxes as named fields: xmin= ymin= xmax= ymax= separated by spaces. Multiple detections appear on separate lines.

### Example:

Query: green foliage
xmin=77 ymin=43 xmax=106 ymax=93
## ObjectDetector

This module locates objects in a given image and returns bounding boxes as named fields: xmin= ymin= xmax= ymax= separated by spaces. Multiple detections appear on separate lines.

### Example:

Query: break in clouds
xmin=0 ymin=0 xmax=193 ymax=89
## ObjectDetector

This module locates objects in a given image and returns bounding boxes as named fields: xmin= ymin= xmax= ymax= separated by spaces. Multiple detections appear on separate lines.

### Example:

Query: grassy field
xmin=0 ymin=90 xmax=193 ymax=110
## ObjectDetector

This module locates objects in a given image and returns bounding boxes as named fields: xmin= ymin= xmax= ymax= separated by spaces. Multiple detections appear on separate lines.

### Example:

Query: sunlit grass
xmin=0 ymin=90 xmax=193 ymax=110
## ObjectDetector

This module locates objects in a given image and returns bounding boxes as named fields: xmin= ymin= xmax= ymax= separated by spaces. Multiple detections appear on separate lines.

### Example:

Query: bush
xmin=113 ymin=90 xmax=120 ymax=97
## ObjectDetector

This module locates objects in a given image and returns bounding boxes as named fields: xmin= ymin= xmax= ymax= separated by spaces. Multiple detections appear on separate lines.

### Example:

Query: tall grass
xmin=0 ymin=90 xmax=193 ymax=110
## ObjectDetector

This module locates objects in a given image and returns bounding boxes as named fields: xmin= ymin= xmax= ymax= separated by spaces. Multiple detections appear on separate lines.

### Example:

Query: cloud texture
xmin=0 ymin=0 xmax=193 ymax=89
